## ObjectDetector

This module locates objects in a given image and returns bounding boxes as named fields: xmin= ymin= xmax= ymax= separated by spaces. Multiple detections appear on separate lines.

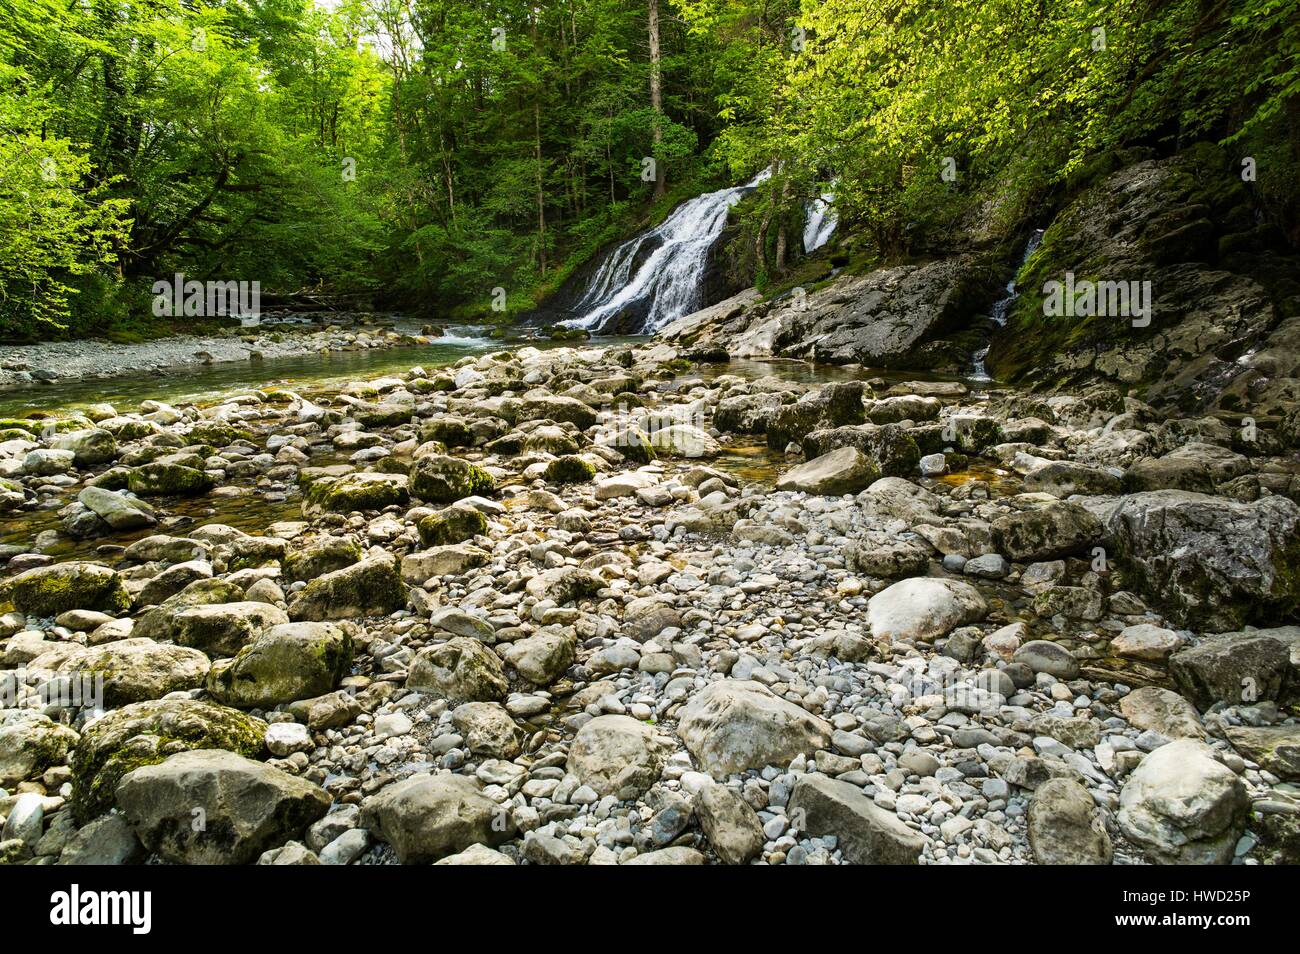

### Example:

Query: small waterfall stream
xmin=803 ymin=191 xmax=838 ymax=253
xmin=971 ymin=229 xmax=1045 ymax=381
xmin=563 ymin=169 xmax=772 ymax=334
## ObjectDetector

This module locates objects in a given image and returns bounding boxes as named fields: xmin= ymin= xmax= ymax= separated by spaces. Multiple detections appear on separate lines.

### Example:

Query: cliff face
xmin=988 ymin=144 xmax=1300 ymax=428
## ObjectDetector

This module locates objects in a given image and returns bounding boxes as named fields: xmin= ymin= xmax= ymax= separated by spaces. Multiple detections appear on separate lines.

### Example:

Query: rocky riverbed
xmin=0 ymin=316 xmax=425 ymax=389
xmin=0 ymin=339 xmax=1297 ymax=866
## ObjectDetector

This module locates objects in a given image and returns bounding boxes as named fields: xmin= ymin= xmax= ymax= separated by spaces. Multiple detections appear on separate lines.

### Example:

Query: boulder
xmin=28 ymin=638 xmax=210 ymax=709
xmin=362 ymin=773 xmax=514 ymax=863
xmin=282 ymin=537 xmax=362 ymax=583
xmin=71 ymin=699 xmax=267 ymax=821
xmin=1028 ymin=778 xmax=1113 ymax=864
xmin=304 ymin=472 xmax=409 ymax=514
xmin=407 ymin=637 xmax=508 ymax=703
xmin=677 ymin=680 xmax=832 ymax=777
xmin=866 ymin=577 xmax=987 ymax=643
xmin=4 ymin=562 xmax=131 ymax=617
xmin=416 ymin=504 xmax=488 ymax=547
xmin=1118 ymin=686 xmax=1204 ymax=740
xmin=567 ymin=715 xmax=673 ymax=799
xmin=78 ymin=486 xmax=156 ymax=531
xmin=0 ymin=711 xmax=80 ymax=786
xmin=499 ymin=632 xmax=574 ymax=685
xmin=776 ymin=446 xmax=880 ymax=495
xmin=171 ymin=601 xmax=289 ymax=657
xmin=1117 ymin=740 xmax=1249 ymax=864
xmin=52 ymin=428 xmax=117 ymax=466
xmin=206 ymin=622 xmax=353 ymax=708
xmin=1222 ymin=725 xmax=1300 ymax=781
xmin=1169 ymin=631 xmax=1293 ymax=708
xmin=288 ymin=555 xmax=407 ymax=621
xmin=787 ymin=773 xmax=925 ymax=864
xmin=449 ymin=702 xmax=522 ymax=759
xmin=116 ymin=749 xmax=329 ymax=864
xmin=993 ymin=501 xmax=1102 ymax=561
xmin=696 ymin=783 xmax=765 ymax=865
xmin=127 ymin=462 xmax=214 ymax=497
xmin=1103 ymin=491 xmax=1300 ymax=629
xmin=410 ymin=454 xmax=494 ymax=504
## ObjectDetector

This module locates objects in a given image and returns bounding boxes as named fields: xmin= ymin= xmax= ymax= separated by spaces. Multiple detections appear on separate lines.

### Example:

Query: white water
xmin=563 ymin=169 xmax=772 ymax=334
xmin=971 ymin=229 xmax=1046 ymax=382
xmin=803 ymin=192 xmax=838 ymax=253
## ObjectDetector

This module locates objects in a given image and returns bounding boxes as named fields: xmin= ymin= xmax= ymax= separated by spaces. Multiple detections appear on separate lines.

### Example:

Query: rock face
xmin=660 ymin=255 xmax=999 ymax=369
xmin=567 ymin=715 xmax=672 ymax=798
xmin=1117 ymin=740 xmax=1249 ymax=865
xmin=1104 ymin=491 xmax=1300 ymax=630
xmin=866 ymin=577 xmax=987 ymax=643
xmin=787 ymin=774 xmax=925 ymax=864
xmin=987 ymin=145 xmax=1297 ymax=423
xmin=116 ymin=749 xmax=330 ymax=864
xmin=362 ymin=773 xmax=514 ymax=863
xmin=288 ymin=555 xmax=407 ymax=621
xmin=776 ymin=447 xmax=880 ymax=495
xmin=1027 ymin=778 xmax=1113 ymax=864
xmin=677 ymin=681 xmax=832 ymax=777
xmin=407 ymin=637 xmax=508 ymax=703
xmin=4 ymin=562 xmax=131 ymax=617
xmin=206 ymin=622 xmax=353 ymax=708
xmin=71 ymin=699 xmax=267 ymax=821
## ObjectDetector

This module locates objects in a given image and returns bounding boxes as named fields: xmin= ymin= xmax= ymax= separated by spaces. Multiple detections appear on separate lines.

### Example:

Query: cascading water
xmin=563 ymin=168 xmax=772 ymax=334
xmin=971 ymin=229 xmax=1046 ymax=382
xmin=803 ymin=191 xmax=838 ymax=253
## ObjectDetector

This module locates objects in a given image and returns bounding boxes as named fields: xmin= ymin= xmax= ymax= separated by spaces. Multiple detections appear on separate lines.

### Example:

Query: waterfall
xmin=562 ymin=168 xmax=772 ymax=334
xmin=803 ymin=192 xmax=838 ymax=253
xmin=971 ymin=229 xmax=1046 ymax=382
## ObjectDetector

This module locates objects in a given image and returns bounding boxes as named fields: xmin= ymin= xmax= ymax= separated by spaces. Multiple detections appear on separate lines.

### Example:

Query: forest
xmin=2 ymin=0 xmax=1297 ymax=340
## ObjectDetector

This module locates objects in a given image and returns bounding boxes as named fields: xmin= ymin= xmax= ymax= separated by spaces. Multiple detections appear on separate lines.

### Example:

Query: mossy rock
xmin=304 ymin=472 xmax=409 ymax=513
xmin=206 ymin=621 xmax=353 ymax=709
xmin=0 ymin=713 xmax=80 ymax=786
xmin=186 ymin=421 xmax=253 ymax=446
xmin=288 ymin=555 xmax=407 ymax=622
xmin=351 ymin=401 xmax=414 ymax=428
xmin=133 ymin=578 xmax=246 ymax=641
xmin=69 ymin=699 xmax=267 ymax=822
xmin=420 ymin=416 xmax=475 ymax=448
xmin=127 ymin=462 xmax=215 ymax=497
xmin=417 ymin=503 xmax=489 ymax=547
xmin=410 ymin=454 xmax=494 ymax=504
xmin=0 ymin=418 xmax=40 ymax=434
xmin=283 ymin=537 xmax=363 ymax=583
xmin=214 ymin=535 xmax=290 ymax=573
xmin=3 ymin=562 xmax=131 ymax=617
xmin=544 ymin=455 xmax=597 ymax=484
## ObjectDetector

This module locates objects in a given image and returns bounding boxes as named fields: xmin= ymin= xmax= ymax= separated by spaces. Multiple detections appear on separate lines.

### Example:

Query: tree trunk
xmin=648 ymin=0 xmax=665 ymax=199
xmin=535 ymin=101 xmax=547 ymax=275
